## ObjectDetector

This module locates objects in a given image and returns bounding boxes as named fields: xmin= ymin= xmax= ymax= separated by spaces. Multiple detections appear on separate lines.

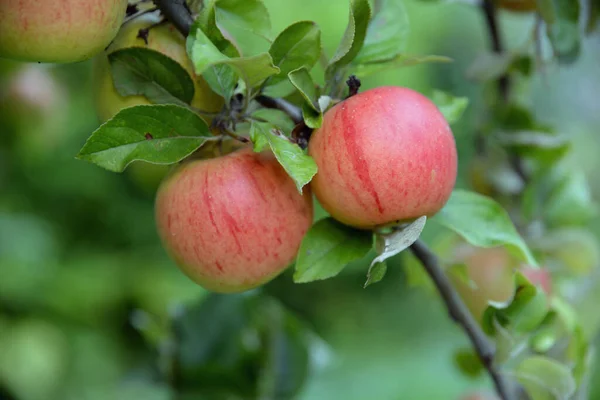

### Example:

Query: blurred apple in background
xmin=0 ymin=63 xmax=69 ymax=160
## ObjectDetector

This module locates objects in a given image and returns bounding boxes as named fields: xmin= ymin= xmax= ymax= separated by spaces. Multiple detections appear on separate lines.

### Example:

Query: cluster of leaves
xmin=76 ymin=0 xmax=455 ymax=191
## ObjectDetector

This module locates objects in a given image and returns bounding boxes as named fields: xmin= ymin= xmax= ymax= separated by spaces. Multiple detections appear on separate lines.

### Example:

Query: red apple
xmin=155 ymin=147 xmax=314 ymax=293
xmin=308 ymin=86 xmax=457 ymax=229
xmin=0 ymin=0 xmax=128 ymax=63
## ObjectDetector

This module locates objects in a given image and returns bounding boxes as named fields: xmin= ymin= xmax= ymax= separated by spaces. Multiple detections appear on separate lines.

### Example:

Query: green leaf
xmin=187 ymin=22 xmax=279 ymax=89
xmin=364 ymin=262 xmax=387 ymax=287
xmin=351 ymin=54 xmax=452 ymax=78
xmin=453 ymin=348 xmax=484 ymax=378
xmin=294 ymin=217 xmax=372 ymax=283
xmin=108 ymin=48 xmax=195 ymax=107
xmin=367 ymin=216 xmax=427 ymax=287
xmin=500 ymin=280 xmax=549 ymax=333
xmin=539 ymin=0 xmax=581 ymax=64
xmin=214 ymin=0 xmax=271 ymax=39
xmin=196 ymin=0 xmax=240 ymax=56
xmin=302 ymin=103 xmax=323 ymax=130
xmin=267 ymin=22 xmax=321 ymax=86
xmin=202 ymin=64 xmax=238 ymax=103
xmin=251 ymin=108 xmax=295 ymax=133
xmin=325 ymin=0 xmax=372 ymax=79
xmin=433 ymin=190 xmax=538 ymax=266
xmin=353 ymin=0 xmax=409 ymax=64
xmin=77 ymin=105 xmax=214 ymax=172
xmin=482 ymin=272 xmax=549 ymax=335
xmin=544 ymin=170 xmax=597 ymax=227
xmin=515 ymin=356 xmax=576 ymax=400
xmin=466 ymin=52 xmax=513 ymax=82
xmin=249 ymin=122 xmax=317 ymax=192
xmin=289 ymin=68 xmax=324 ymax=128
xmin=288 ymin=68 xmax=319 ymax=111
xmin=430 ymin=90 xmax=469 ymax=125
xmin=495 ymin=131 xmax=570 ymax=165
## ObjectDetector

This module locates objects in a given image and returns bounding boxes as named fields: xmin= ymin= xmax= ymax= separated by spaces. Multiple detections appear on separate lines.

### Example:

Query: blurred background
xmin=1 ymin=1 xmax=600 ymax=399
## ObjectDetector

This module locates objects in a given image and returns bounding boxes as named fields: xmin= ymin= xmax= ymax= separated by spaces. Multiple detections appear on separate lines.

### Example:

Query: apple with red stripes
xmin=308 ymin=86 xmax=458 ymax=229
xmin=154 ymin=147 xmax=314 ymax=293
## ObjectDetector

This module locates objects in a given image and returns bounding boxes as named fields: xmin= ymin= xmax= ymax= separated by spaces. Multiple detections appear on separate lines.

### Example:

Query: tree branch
xmin=153 ymin=0 xmax=193 ymax=36
xmin=410 ymin=240 xmax=516 ymax=400
xmin=481 ymin=1 xmax=529 ymax=185
xmin=481 ymin=0 xmax=509 ymax=103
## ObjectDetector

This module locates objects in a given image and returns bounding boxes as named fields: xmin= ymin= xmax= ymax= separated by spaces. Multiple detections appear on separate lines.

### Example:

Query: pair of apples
xmin=156 ymin=86 xmax=458 ymax=293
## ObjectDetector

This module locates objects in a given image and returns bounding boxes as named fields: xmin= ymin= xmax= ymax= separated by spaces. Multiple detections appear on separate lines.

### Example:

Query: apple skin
xmin=308 ymin=86 xmax=457 ymax=229
xmin=155 ymin=147 xmax=314 ymax=293
xmin=93 ymin=12 xmax=224 ymax=123
xmin=521 ymin=267 xmax=552 ymax=296
xmin=0 ymin=0 xmax=127 ymax=63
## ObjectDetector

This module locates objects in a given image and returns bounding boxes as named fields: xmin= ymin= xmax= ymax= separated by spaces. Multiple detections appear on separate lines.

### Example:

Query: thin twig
xmin=481 ymin=0 xmax=529 ymax=186
xmin=481 ymin=0 xmax=509 ymax=103
xmin=255 ymin=95 xmax=303 ymax=125
xmin=410 ymin=240 xmax=516 ymax=400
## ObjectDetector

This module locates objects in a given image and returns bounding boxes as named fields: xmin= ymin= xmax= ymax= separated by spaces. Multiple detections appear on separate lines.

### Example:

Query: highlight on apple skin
xmin=154 ymin=147 xmax=314 ymax=293
xmin=308 ymin=86 xmax=458 ymax=229
xmin=0 ymin=0 xmax=128 ymax=63
xmin=92 ymin=11 xmax=223 ymax=123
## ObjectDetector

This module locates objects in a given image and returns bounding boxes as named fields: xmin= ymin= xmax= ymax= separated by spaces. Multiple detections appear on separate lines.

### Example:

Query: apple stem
xmin=346 ymin=75 xmax=361 ymax=98
xmin=410 ymin=240 xmax=516 ymax=400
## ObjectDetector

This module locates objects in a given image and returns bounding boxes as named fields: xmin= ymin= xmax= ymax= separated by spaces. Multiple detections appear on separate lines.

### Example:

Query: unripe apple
xmin=451 ymin=245 xmax=552 ymax=321
xmin=308 ymin=86 xmax=457 ymax=229
xmin=451 ymin=246 xmax=516 ymax=320
xmin=93 ymin=12 xmax=224 ymax=123
xmin=495 ymin=0 xmax=537 ymax=12
xmin=0 ymin=0 xmax=128 ymax=63
xmin=155 ymin=147 xmax=314 ymax=293
xmin=0 ymin=64 xmax=69 ymax=159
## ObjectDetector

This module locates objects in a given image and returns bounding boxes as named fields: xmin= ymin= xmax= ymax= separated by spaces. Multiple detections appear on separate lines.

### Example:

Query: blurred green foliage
xmin=2 ymin=1 xmax=600 ymax=399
